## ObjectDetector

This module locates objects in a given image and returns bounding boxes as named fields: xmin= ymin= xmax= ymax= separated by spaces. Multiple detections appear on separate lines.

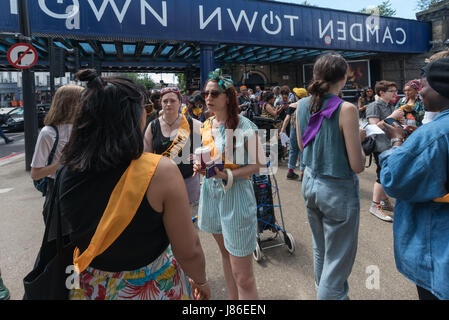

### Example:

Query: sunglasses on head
xmin=160 ymin=87 xmax=180 ymax=95
xmin=201 ymin=90 xmax=222 ymax=99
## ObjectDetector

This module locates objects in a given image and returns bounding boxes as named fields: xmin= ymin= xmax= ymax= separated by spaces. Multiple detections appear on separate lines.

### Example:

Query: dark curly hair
xmin=62 ymin=69 xmax=148 ymax=172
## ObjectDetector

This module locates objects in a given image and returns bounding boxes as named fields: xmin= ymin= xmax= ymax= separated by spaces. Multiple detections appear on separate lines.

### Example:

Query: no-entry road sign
xmin=7 ymin=43 xmax=38 ymax=69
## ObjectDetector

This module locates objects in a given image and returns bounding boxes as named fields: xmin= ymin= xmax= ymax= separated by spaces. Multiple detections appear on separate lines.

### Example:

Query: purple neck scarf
xmin=302 ymin=95 xmax=344 ymax=148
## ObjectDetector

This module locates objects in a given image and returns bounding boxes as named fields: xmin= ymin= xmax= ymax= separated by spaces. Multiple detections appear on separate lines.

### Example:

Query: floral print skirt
xmin=69 ymin=246 xmax=193 ymax=300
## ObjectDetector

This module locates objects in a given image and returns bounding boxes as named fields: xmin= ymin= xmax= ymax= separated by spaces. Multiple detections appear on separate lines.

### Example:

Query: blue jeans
xmin=288 ymin=127 xmax=304 ymax=171
xmin=0 ymin=127 xmax=8 ymax=142
xmin=301 ymin=167 xmax=360 ymax=300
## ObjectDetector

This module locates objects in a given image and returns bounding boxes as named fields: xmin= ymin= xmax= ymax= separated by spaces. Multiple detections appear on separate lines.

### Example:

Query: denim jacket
xmin=380 ymin=109 xmax=449 ymax=299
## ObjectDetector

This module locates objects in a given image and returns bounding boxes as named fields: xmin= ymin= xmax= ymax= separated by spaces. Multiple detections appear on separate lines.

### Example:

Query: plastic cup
xmin=194 ymin=146 xmax=212 ymax=170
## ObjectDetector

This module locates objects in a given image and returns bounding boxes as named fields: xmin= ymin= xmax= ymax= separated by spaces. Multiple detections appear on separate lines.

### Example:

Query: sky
xmin=152 ymin=0 xmax=420 ymax=84
xmin=277 ymin=0 xmax=418 ymax=20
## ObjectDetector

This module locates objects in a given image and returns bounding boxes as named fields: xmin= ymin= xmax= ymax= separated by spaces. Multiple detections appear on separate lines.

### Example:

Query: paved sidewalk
xmin=0 ymin=157 xmax=418 ymax=300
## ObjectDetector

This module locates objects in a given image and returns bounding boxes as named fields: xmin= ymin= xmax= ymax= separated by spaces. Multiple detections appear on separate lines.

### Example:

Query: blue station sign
xmin=0 ymin=0 xmax=432 ymax=54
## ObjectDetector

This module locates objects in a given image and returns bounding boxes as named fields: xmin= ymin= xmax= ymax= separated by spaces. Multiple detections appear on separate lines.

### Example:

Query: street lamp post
xmin=18 ymin=0 xmax=38 ymax=171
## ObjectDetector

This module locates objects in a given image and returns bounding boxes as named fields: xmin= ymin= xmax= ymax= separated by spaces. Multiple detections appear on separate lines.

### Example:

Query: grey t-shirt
xmin=366 ymin=99 xmax=395 ymax=121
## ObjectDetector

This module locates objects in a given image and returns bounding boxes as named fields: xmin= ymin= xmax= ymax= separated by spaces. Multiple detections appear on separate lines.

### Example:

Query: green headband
xmin=208 ymin=68 xmax=234 ymax=91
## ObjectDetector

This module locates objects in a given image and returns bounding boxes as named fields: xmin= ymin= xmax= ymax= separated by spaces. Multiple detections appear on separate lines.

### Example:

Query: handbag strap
xmin=73 ymin=153 xmax=162 ymax=273
xmin=46 ymin=126 xmax=59 ymax=166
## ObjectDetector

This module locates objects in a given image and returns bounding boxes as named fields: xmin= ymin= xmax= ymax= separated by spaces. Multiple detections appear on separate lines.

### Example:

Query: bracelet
xmin=221 ymin=169 xmax=233 ymax=193
xmin=390 ymin=138 xmax=403 ymax=144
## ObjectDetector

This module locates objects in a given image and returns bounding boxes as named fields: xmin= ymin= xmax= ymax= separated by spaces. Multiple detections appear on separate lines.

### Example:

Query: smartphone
xmin=206 ymin=163 xmax=224 ymax=178
xmin=384 ymin=118 xmax=409 ymax=136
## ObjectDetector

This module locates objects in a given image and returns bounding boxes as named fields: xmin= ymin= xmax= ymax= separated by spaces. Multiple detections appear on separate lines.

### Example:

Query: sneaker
xmin=5 ymin=138 xmax=13 ymax=144
xmin=287 ymin=171 xmax=299 ymax=180
xmin=370 ymin=203 xmax=393 ymax=222
xmin=0 ymin=276 xmax=10 ymax=300
xmin=380 ymin=199 xmax=394 ymax=212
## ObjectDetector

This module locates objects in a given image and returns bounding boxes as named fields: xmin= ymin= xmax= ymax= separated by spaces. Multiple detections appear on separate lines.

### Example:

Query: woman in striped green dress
xmin=194 ymin=69 xmax=265 ymax=300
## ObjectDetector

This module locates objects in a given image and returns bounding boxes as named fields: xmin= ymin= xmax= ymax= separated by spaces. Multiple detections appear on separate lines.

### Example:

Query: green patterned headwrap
xmin=208 ymin=68 xmax=234 ymax=91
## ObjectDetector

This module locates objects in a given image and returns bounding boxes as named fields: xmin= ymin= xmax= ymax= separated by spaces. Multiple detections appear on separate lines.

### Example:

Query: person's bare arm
xmin=296 ymin=111 xmax=304 ymax=153
xmin=147 ymin=158 xmax=209 ymax=299
xmin=280 ymin=115 xmax=291 ymax=133
xmin=369 ymin=117 xmax=380 ymax=125
xmin=30 ymin=162 xmax=60 ymax=180
xmin=340 ymin=102 xmax=366 ymax=174
xmin=143 ymin=121 xmax=154 ymax=153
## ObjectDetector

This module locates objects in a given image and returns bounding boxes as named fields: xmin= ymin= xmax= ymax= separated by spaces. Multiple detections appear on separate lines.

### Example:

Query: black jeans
xmin=417 ymin=286 xmax=439 ymax=300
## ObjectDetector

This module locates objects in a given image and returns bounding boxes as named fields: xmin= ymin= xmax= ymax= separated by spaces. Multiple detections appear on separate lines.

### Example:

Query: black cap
xmin=422 ymin=57 xmax=449 ymax=99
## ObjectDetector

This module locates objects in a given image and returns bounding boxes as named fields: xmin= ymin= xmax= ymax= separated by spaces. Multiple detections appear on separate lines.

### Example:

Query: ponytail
xmin=308 ymin=80 xmax=331 ymax=114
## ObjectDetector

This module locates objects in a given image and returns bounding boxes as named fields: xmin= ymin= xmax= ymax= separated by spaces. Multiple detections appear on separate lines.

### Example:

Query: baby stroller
xmin=251 ymin=117 xmax=296 ymax=262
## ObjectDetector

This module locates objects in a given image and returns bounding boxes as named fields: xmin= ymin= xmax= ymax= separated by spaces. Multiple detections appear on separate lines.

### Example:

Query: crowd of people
xmin=0 ymin=48 xmax=448 ymax=301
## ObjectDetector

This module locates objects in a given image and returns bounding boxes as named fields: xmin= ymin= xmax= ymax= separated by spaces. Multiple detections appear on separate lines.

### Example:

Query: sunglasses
xmin=201 ymin=90 xmax=222 ymax=99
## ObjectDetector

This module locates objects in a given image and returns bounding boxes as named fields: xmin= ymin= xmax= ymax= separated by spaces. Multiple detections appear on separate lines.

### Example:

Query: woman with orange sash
xmin=144 ymin=87 xmax=202 ymax=207
xmin=59 ymin=70 xmax=209 ymax=300
xmin=194 ymin=69 xmax=266 ymax=300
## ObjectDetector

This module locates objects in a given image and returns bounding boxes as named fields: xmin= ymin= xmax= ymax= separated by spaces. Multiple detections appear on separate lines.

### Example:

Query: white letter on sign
xmin=141 ymin=0 xmax=167 ymax=26
xmin=227 ymin=9 xmax=258 ymax=33
xmin=88 ymin=0 xmax=131 ymax=23
xmin=262 ymin=11 xmax=282 ymax=35
xmin=284 ymin=15 xmax=299 ymax=36
xmin=199 ymin=6 xmax=222 ymax=31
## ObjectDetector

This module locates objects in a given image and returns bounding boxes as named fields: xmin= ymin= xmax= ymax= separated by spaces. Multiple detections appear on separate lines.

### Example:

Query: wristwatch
xmin=391 ymin=138 xmax=403 ymax=144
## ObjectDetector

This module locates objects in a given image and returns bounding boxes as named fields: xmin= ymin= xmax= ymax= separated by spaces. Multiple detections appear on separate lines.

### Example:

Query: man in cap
xmin=238 ymin=86 xmax=251 ymax=110
xmin=379 ymin=58 xmax=449 ymax=300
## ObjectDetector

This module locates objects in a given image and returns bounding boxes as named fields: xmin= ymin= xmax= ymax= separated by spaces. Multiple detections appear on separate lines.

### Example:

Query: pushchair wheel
xmin=253 ymin=242 xmax=263 ymax=262
xmin=285 ymin=233 xmax=295 ymax=254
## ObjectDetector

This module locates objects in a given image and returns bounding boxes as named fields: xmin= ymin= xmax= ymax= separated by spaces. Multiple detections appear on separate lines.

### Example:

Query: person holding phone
xmin=379 ymin=58 xmax=449 ymax=300
xmin=365 ymin=80 xmax=399 ymax=222
xmin=194 ymin=69 xmax=266 ymax=300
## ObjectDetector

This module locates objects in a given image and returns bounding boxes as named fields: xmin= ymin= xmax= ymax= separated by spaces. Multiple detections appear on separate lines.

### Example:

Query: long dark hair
xmin=361 ymin=87 xmax=375 ymax=103
xmin=63 ymin=69 xmax=147 ymax=172
xmin=308 ymin=53 xmax=348 ymax=113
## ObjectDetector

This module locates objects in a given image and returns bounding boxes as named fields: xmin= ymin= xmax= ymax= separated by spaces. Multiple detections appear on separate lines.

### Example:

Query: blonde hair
xmin=44 ymin=84 xmax=84 ymax=126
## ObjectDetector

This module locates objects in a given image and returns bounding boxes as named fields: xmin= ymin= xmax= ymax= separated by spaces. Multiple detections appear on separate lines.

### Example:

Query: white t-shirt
xmin=31 ymin=124 xmax=73 ymax=178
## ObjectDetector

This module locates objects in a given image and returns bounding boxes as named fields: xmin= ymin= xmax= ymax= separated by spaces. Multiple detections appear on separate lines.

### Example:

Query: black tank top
xmin=59 ymin=164 xmax=169 ymax=272
xmin=151 ymin=117 xmax=197 ymax=179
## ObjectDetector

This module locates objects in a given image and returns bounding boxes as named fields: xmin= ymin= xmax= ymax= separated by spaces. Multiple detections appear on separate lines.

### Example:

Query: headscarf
xmin=405 ymin=80 xmax=422 ymax=92
xmin=208 ymin=68 xmax=234 ymax=91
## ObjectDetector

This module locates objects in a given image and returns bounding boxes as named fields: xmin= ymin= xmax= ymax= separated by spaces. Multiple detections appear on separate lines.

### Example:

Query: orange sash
xmin=73 ymin=153 xmax=162 ymax=273
xmin=201 ymin=117 xmax=240 ymax=171
xmin=434 ymin=194 xmax=449 ymax=203
xmin=162 ymin=115 xmax=190 ymax=160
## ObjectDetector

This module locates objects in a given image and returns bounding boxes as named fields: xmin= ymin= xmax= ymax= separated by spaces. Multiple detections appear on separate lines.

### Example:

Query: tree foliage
xmin=416 ymin=0 xmax=445 ymax=11
xmin=125 ymin=73 xmax=156 ymax=91
xmin=360 ymin=0 xmax=397 ymax=17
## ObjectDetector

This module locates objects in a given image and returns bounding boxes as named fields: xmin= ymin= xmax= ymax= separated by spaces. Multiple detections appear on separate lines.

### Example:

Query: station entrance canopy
xmin=0 ymin=0 xmax=432 ymax=75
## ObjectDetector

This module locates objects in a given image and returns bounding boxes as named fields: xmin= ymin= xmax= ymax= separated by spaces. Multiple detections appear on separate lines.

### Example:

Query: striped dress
xmin=198 ymin=115 xmax=258 ymax=257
